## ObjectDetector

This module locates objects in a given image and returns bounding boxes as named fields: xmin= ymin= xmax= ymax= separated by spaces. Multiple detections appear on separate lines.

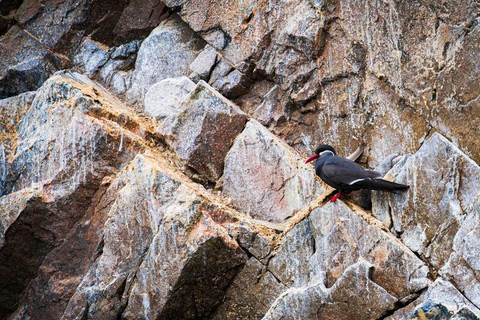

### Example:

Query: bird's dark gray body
xmin=308 ymin=145 xmax=409 ymax=194
xmin=315 ymin=153 xmax=381 ymax=192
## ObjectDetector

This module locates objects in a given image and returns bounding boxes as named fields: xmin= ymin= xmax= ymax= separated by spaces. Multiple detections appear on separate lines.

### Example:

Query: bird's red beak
xmin=305 ymin=154 xmax=319 ymax=164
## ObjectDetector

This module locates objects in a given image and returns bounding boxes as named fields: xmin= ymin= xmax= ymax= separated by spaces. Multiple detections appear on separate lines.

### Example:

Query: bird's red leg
xmin=330 ymin=191 xmax=341 ymax=202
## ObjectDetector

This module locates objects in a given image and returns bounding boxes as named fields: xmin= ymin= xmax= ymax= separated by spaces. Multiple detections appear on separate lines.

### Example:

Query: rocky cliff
xmin=1 ymin=0 xmax=480 ymax=319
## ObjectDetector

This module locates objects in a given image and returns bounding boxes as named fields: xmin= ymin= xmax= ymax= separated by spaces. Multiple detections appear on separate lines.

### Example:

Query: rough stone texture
xmin=63 ymin=155 xmax=247 ymax=320
xmin=144 ymin=76 xmax=196 ymax=120
xmin=0 ymin=74 xmax=131 ymax=318
xmin=13 ymin=0 xmax=167 ymax=49
xmin=97 ymin=40 xmax=141 ymax=95
xmin=386 ymin=279 xmax=480 ymax=319
xmin=0 ymin=25 xmax=66 ymax=99
xmin=189 ymin=45 xmax=219 ymax=81
xmin=73 ymin=14 xmax=205 ymax=104
xmin=211 ymin=257 xmax=286 ymax=320
xmin=164 ymin=0 xmax=480 ymax=170
xmin=74 ymin=39 xmax=111 ymax=77
xmin=264 ymin=260 xmax=398 ymax=320
xmin=6 ymin=73 xmax=138 ymax=195
xmin=373 ymin=133 xmax=480 ymax=270
xmin=0 ymin=91 xmax=35 ymax=193
xmin=125 ymin=15 xmax=206 ymax=106
xmin=1 ymin=1 xmax=480 ymax=319
xmin=0 ymin=72 xmax=255 ymax=320
xmin=440 ymin=196 xmax=480 ymax=307
xmin=0 ymin=0 xmax=168 ymax=99
xmin=160 ymin=80 xmax=249 ymax=182
xmin=222 ymin=120 xmax=324 ymax=222
xmin=111 ymin=0 xmax=168 ymax=44
xmin=268 ymin=201 xmax=429 ymax=303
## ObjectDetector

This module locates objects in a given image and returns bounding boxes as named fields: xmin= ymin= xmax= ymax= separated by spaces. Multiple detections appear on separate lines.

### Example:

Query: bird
xmin=305 ymin=144 xmax=409 ymax=202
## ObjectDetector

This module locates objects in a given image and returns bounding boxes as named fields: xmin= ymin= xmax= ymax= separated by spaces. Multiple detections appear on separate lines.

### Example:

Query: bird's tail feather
xmin=354 ymin=179 xmax=409 ymax=193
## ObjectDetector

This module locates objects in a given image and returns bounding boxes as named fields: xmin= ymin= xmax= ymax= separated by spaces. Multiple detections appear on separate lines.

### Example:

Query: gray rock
xmin=0 ymin=72 xmax=250 ymax=320
xmin=74 ymin=39 xmax=111 ymax=76
xmin=0 ymin=91 xmax=35 ymax=193
xmin=189 ymin=45 xmax=218 ymax=81
xmin=202 ymin=29 xmax=228 ymax=51
xmin=0 ymin=0 xmax=166 ymax=99
xmin=385 ymin=279 xmax=480 ymax=319
xmin=440 ymin=196 xmax=480 ymax=306
xmin=8 ymin=72 xmax=134 ymax=194
xmin=2 ymin=1 xmax=480 ymax=319
xmin=0 ymin=26 xmax=65 ymax=98
xmin=82 ymin=155 xmax=247 ymax=319
xmin=263 ymin=260 xmax=397 ymax=320
xmin=268 ymin=218 xmax=315 ymax=286
xmin=269 ymin=201 xmax=429 ymax=299
xmin=211 ymin=68 xmax=253 ymax=99
xmin=74 ymin=39 xmax=141 ymax=95
xmin=125 ymin=15 xmax=205 ymax=106
xmin=162 ymin=80 xmax=248 ymax=182
xmin=144 ymin=76 xmax=196 ymax=120
xmin=373 ymin=133 xmax=480 ymax=268
xmin=235 ymin=80 xmax=284 ymax=129
xmin=110 ymin=40 xmax=141 ymax=60
xmin=212 ymin=257 xmax=286 ymax=320
xmin=0 ymin=187 xmax=38 ymax=248
xmin=222 ymin=120 xmax=324 ymax=222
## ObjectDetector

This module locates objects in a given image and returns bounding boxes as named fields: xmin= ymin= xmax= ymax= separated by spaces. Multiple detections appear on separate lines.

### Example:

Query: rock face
xmin=160 ymin=80 xmax=249 ymax=183
xmin=1 ymin=1 xmax=480 ymax=320
xmin=373 ymin=133 xmax=480 ymax=270
xmin=222 ymin=120 xmax=324 ymax=222
xmin=165 ymin=0 xmax=480 ymax=168
xmin=0 ymin=0 xmax=169 ymax=99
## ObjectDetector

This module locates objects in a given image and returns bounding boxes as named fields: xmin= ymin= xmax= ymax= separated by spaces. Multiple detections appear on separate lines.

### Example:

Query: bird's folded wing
xmin=322 ymin=157 xmax=381 ymax=187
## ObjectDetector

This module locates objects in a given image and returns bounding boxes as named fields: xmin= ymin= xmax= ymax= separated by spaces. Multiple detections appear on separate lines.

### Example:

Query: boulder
xmin=385 ymin=279 xmax=480 ymax=319
xmin=161 ymin=80 xmax=248 ymax=182
xmin=440 ymin=196 xmax=480 ymax=306
xmin=0 ymin=91 xmax=35 ymax=193
xmin=189 ymin=44 xmax=219 ymax=81
xmin=373 ymin=133 xmax=480 ymax=269
xmin=74 ymin=39 xmax=111 ymax=77
xmin=0 ymin=26 xmax=66 ymax=99
xmin=222 ymin=120 xmax=324 ymax=222
xmin=263 ymin=260 xmax=397 ymax=320
xmin=144 ymin=76 xmax=196 ymax=120
xmin=269 ymin=201 xmax=430 ymax=301
xmin=125 ymin=15 xmax=205 ymax=106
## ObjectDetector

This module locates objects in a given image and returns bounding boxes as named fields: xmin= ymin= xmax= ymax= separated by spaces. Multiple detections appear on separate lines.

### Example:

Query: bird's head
xmin=305 ymin=145 xmax=336 ymax=163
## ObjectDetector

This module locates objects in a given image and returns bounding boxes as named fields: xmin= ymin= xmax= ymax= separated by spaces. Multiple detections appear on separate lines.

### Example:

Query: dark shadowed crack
xmin=158 ymin=237 xmax=247 ymax=319
xmin=116 ymin=246 xmax=151 ymax=319
xmin=307 ymin=217 xmax=317 ymax=255
xmin=206 ymin=53 xmax=220 ymax=83
xmin=376 ymin=286 xmax=429 ymax=320
xmin=0 ymin=180 xmax=102 ymax=319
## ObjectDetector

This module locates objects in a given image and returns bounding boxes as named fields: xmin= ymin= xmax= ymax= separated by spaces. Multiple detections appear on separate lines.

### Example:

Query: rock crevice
xmin=1 ymin=1 xmax=480 ymax=319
